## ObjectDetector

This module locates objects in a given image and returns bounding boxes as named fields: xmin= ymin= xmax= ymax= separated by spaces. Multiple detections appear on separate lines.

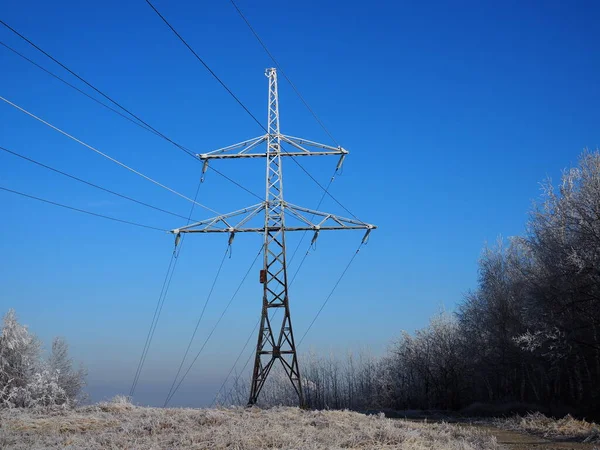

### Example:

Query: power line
xmin=130 ymin=181 xmax=204 ymax=397
xmin=228 ymin=0 xmax=340 ymax=147
xmin=227 ymin=170 xmax=341 ymax=401
xmin=141 ymin=5 xmax=363 ymax=227
xmin=130 ymin=243 xmax=182 ymax=396
xmin=286 ymin=174 xmax=337 ymax=295
xmin=143 ymin=9 xmax=372 ymax=404
xmin=0 ymin=40 xmax=157 ymax=137
xmin=225 ymin=2 xmax=358 ymax=227
xmin=282 ymin=145 xmax=364 ymax=224
xmin=214 ymin=248 xmax=304 ymax=406
xmin=0 ymin=95 xmax=220 ymax=215
xmin=0 ymin=41 xmax=264 ymax=202
xmin=289 ymin=248 xmax=311 ymax=286
xmin=218 ymin=336 xmax=256 ymax=406
xmin=298 ymin=243 xmax=364 ymax=346
xmin=163 ymin=244 xmax=230 ymax=405
xmin=288 ymin=175 xmax=335 ymax=265
xmin=3 ymin=13 xmax=371 ymax=407
xmin=129 ymin=252 xmax=176 ymax=397
xmin=0 ymin=19 xmax=198 ymax=161
xmin=0 ymin=185 xmax=166 ymax=232
xmin=4 ymin=176 xmax=176 ymax=397
xmin=1 ymin=28 xmax=224 ymax=390
xmin=165 ymin=244 xmax=264 ymax=406
xmin=1 ymin=32 xmax=263 ymax=395
xmin=3 ymin=14 xmax=352 ymax=215
xmin=144 ymin=0 xmax=266 ymax=132
xmin=216 ymin=241 xmax=365 ymax=405
xmin=212 ymin=315 xmax=260 ymax=407
xmin=211 ymin=326 xmax=252 ymax=406
xmin=206 ymin=165 xmax=263 ymax=202
xmin=0 ymin=145 xmax=195 ymax=221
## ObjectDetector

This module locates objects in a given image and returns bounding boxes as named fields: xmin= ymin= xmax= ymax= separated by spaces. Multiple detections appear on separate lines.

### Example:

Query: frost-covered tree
xmin=458 ymin=239 xmax=529 ymax=405
xmin=457 ymin=150 xmax=600 ymax=413
xmin=515 ymin=150 xmax=600 ymax=409
xmin=227 ymin=350 xmax=383 ymax=410
xmin=48 ymin=337 xmax=87 ymax=403
xmin=0 ymin=310 xmax=86 ymax=408
xmin=0 ymin=309 xmax=41 ymax=405
xmin=385 ymin=312 xmax=468 ymax=410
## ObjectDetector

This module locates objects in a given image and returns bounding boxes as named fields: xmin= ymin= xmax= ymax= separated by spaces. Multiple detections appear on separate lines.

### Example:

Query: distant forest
xmin=229 ymin=150 xmax=600 ymax=419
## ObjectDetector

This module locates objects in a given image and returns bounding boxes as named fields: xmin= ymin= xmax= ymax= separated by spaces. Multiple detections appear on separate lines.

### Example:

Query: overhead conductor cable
xmin=0 ymin=95 xmax=219 ymax=215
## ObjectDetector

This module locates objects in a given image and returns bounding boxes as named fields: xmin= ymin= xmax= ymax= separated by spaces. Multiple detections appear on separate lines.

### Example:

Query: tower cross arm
xmin=279 ymin=134 xmax=347 ymax=154
xmin=284 ymin=202 xmax=373 ymax=228
xmin=172 ymin=226 xmax=371 ymax=233
xmin=198 ymin=134 xmax=347 ymax=161
xmin=197 ymin=135 xmax=267 ymax=160
xmin=172 ymin=203 xmax=265 ymax=234
xmin=170 ymin=202 xmax=376 ymax=235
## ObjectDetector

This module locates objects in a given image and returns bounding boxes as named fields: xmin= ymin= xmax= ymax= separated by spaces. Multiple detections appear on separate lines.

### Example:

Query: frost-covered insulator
xmin=311 ymin=229 xmax=320 ymax=247
xmin=361 ymin=227 xmax=373 ymax=245
xmin=336 ymin=152 xmax=347 ymax=172
xmin=201 ymin=159 xmax=209 ymax=183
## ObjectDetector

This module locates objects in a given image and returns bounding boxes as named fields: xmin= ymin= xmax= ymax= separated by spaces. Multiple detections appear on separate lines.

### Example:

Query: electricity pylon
xmin=171 ymin=68 xmax=375 ymax=406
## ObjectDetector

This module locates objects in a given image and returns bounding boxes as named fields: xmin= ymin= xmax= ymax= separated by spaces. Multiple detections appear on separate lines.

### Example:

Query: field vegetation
xmin=0 ymin=397 xmax=502 ymax=450
xmin=494 ymin=412 xmax=600 ymax=444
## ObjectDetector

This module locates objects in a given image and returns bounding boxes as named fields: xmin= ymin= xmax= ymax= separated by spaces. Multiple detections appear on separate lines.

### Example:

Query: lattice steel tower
xmin=171 ymin=68 xmax=374 ymax=406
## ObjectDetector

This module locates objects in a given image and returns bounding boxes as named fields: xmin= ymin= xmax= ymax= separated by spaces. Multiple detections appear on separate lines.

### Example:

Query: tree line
xmin=232 ymin=150 xmax=600 ymax=418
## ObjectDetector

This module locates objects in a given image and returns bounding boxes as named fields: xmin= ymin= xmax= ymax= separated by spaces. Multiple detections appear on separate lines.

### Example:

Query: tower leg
xmin=247 ymin=229 xmax=304 ymax=406
xmin=248 ymin=308 xmax=304 ymax=405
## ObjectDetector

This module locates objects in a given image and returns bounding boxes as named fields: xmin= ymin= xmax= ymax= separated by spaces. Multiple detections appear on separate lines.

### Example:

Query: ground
xmin=0 ymin=399 xmax=598 ymax=449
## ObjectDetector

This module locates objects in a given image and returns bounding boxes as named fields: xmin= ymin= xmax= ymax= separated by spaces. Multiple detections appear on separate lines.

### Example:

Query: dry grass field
xmin=494 ymin=412 xmax=600 ymax=444
xmin=0 ymin=397 xmax=500 ymax=450
xmin=3 ymin=396 xmax=600 ymax=450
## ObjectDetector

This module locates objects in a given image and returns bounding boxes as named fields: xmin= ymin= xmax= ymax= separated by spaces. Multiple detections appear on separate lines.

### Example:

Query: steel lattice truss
xmin=171 ymin=68 xmax=375 ymax=406
xmin=172 ymin=202 xmax=373 ymax=235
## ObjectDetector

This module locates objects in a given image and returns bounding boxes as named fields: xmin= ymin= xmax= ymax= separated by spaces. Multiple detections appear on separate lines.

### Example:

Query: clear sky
xmin=1 ymin=0 xmax=598 ymax=407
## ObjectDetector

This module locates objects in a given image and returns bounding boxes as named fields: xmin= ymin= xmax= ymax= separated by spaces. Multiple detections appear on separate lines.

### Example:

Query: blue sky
xmin=1 ymin=0 xmax=598 ymax=406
